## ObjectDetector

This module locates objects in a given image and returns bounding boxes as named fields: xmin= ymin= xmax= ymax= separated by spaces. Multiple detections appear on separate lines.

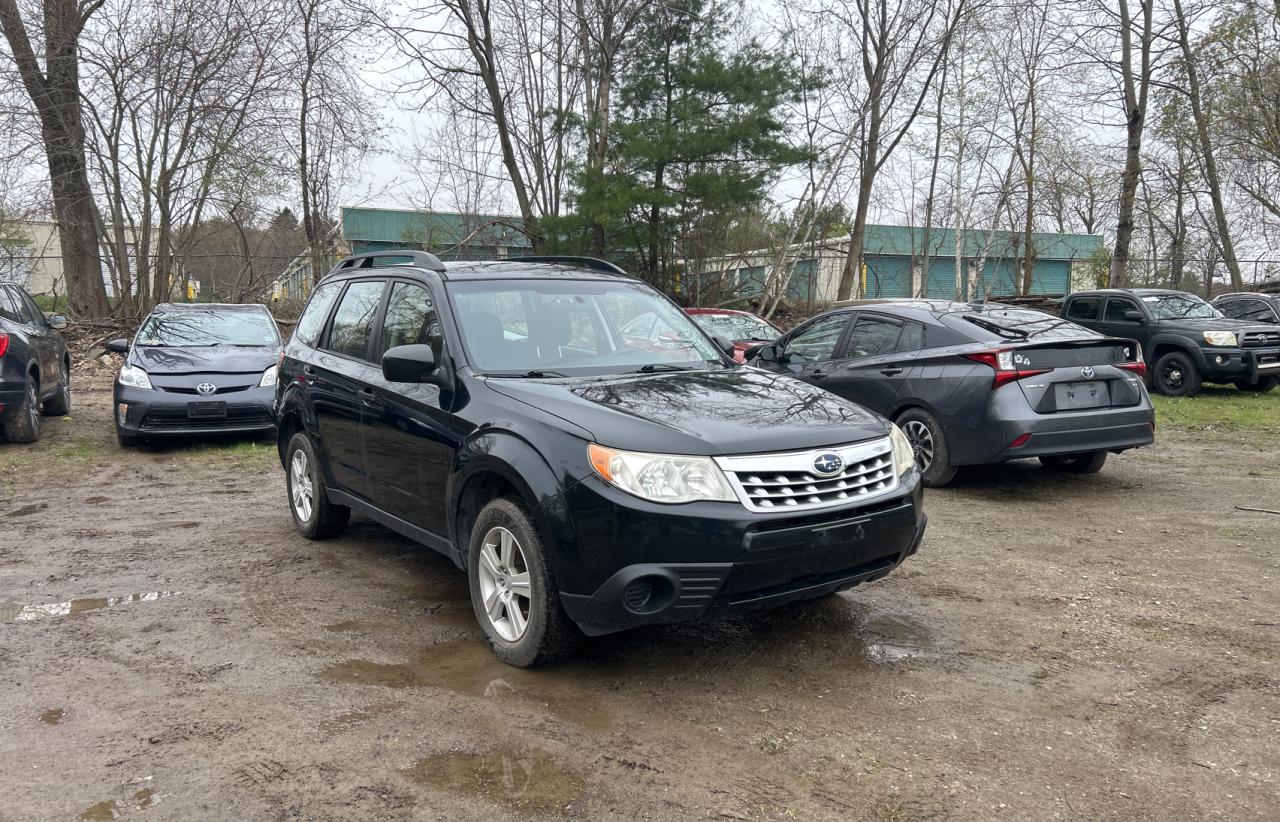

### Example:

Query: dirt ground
xmin=1 ymin=379 xmax=1277 ymax=821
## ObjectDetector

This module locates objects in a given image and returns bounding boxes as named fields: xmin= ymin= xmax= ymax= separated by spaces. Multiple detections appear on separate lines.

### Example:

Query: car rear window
xmin=943 ymin=308 xmax=1098 ymax=342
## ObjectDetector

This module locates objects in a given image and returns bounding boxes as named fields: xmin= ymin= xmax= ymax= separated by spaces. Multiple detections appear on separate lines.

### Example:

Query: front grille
xmin=140 ymin=405 xmax=272 ymax=430
xmin=716 ymin=438 xmax=899 ymax=512
xmin=161 ymin=384 xmax=251 ymax=395
xmin=1242 ymin=330 xmax=1280 ymax=348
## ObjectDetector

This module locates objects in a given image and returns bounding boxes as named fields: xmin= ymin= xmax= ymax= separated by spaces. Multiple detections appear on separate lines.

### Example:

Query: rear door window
xmin=324 ymin=280 xmax=386 ymax=361
xmin=1066 ymin=297 xmax=1101 ymax=321
xmin=1242 ymin=300 xmax=1279 ymax=322
xmin=295 ymin=281 xmax=342 ymax=347
xmin=845 ymin=315 xmax=903 ymax=358
xmin=0 ymin=286 xmax=22 ymax=322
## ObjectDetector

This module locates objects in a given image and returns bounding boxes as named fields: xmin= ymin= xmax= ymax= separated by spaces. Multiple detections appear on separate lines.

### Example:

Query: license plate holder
xmin=1056 ymin=380 xmax=1109 ymax=410
xmin=188 ymin=401 xmax=227 ymax=419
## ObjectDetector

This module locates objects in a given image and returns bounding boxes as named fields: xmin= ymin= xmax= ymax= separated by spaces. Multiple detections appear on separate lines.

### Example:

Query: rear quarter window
xmin=294 ymin=282 xmax=342 ymax=347
xmin=1066 ymin=297 xmax=1101 ymax=321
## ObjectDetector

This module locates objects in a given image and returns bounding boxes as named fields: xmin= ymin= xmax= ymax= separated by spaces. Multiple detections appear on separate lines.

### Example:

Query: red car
xmin=685 ymin=308 xmax=783 ymax=363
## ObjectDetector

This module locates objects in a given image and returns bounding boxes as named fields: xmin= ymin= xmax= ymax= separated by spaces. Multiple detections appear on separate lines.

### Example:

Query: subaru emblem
xmin=813 ymin=453 xmax=844 ymax=475
xmin=1080 ymin=366 xmax=1095 ymax=379
xmin=196 ymin=382 xmax=217 ymax=396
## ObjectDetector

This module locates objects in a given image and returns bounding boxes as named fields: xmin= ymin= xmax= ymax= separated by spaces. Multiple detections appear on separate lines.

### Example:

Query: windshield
xmin=448 ymin=279 xmax=726 ymax=376
xmin=137 ymin=309 xmax=280 ymax=347
xmin=1142 ymin=294 xmax=1220 ymax=319
xmin=944 ymin=307 xmax=1098 ymax=342
xmin=690 ymin=312 xmax=780 ymax=342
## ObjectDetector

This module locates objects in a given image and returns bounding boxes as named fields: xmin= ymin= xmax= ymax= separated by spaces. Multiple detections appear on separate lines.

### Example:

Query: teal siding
xmin=865 ymin=255 xmax=912 ymax=297
xmin=787 ymin=259 xmax=816 ymax=299
xmin=922 ymin=258 xmax=962 ymax=299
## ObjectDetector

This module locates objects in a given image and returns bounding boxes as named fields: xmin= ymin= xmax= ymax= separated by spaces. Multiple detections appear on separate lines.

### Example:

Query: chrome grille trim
xmin=714 ymin=437 xmax=899 ymax=512
xmin=1242 ymin=329 xmax=1280 ymax=348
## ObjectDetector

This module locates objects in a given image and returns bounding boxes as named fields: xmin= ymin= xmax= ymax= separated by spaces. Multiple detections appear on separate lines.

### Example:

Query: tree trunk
xmin=0 ymin=0 xmax=110 ymax=317
xmin=1108 ymin=0 xmax=1152 ymax=289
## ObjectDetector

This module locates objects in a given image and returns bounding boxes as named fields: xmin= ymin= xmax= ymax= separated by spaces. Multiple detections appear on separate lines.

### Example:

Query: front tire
xmin=896 ymin=408 xmax=957 ymax=487
xmin=1040 ymin=452 xmax=1107 ymax=474
xmin=1152 ymin=351 xmax=1201 ymax=397
xmin=1234 ymin=376 xmax=1277 ymax=393
xmin=42 ymin=364 xmax=70 ymax=416
xmin=468 ymin=497 xmax=579 ymax=667
xmin=285 ymin=431 xmax=349 ymax=539
xmin=2 ymin=374 xmax=41 ymax=443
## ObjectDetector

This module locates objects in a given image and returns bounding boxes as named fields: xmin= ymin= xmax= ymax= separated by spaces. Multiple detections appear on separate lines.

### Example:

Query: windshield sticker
xmin=1141 ymin=296 xmax=1159 ymax=302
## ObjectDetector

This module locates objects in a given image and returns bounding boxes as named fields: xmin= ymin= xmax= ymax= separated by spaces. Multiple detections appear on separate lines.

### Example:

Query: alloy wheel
xmin=290 ymin=449 xmax=314 ymax=523
xmin=476 ymin=526 xmax=532 ymax=642
xmin=902 ymin=420 xmax=934 ymax=472
xmin=26 ymin=382 xmax=39 ymax=434
xmin=1162 ymin=363 xmax=1184 ymax=390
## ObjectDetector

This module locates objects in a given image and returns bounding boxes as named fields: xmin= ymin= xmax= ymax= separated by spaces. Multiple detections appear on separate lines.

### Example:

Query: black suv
xmin=1213 ymin=292 xmax=1280 ymax=326
xmin=0 ymin=282 xmax=71 ymax=443
xmin=276 ymin=253 xmax=925 ymax=666
xmin=1062 ymin=289 xmax=1280 ymax=395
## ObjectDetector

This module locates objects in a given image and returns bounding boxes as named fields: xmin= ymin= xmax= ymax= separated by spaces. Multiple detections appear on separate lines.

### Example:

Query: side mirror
xmin=106 ymin=338 xmax=129 ymax=354
xmin=748 ymin=344 xmax=778 ymax=363
xmin=48 ymin=314 xmax=68 ymax=330
xmin=711 ymin=334 xmax=735 ymax=356
xmin=382 ymin=344 xmax=439 ymax=384
xmin=1122 ymin=310 xmax=1145 ymax=323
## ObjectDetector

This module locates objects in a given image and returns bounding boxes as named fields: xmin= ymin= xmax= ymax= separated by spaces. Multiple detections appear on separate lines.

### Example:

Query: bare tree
xmin=0 ymin=0 xmax=111 ymax=316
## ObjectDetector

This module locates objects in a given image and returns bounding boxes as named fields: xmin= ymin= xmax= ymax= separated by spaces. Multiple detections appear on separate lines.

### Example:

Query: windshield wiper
xmin=632 ymin=363 xmax=697 ymax=373
xmin=963 ymin=315 xmax=1029 ymax=340
xmin=484 ymin=369 xmax=568 ymax=378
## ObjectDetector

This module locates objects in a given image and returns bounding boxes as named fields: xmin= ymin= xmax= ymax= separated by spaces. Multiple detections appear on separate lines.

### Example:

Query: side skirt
xmin=327 ymin=488 xmax=463 ymax=569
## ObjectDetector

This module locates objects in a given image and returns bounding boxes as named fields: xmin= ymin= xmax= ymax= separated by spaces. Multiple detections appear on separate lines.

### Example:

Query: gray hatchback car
xmin=748 ymin=300 xmax=1155 ymax=485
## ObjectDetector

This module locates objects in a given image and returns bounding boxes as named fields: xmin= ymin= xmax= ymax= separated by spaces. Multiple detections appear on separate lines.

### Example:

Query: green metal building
xmin=340 ymin=206 xmax=532 ymax=260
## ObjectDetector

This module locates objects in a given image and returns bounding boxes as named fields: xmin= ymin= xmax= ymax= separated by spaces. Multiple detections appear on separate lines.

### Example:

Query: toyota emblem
xmin=196 ymin=383 xmax=217 ymax=396
xmin=813 ymin=453 xmax=844 ymax=475
xmin=1080 ymin=366 xmax=1095 ymax=379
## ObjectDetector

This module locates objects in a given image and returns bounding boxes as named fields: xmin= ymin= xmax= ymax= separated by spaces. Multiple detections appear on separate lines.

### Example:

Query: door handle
xmin=880 ymin=367 xmax=904 ymax=376
xmin=358 ymin=387 xmax=376 ymax=402
xmin=809 ymin=370 xmax=827 ymax=380
xmin=302 ymin=365 xmax=316 ymax=376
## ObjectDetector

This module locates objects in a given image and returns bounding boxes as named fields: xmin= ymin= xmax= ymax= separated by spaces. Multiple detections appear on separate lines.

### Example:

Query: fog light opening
xmin=1215 ymin=355 xmax=1228 ymax=365
xmin=622 ymin=575 xmax=676 ymax=615
xmin=117 ymin=403 xmax=129 ymax=425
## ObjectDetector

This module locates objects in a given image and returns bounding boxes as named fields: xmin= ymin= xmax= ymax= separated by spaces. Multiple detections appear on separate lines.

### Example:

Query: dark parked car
xmin=685 ymin=308 xmax=782 ymax=362
xmin=275 ymin=252 xmax=925 ymax=667
xmin=0 ymin=282 xmax=70 ymax=443
xmin=108 ymin=303 xmax=282 ymax=446
xmin=1063 ymin=289 xmax=1280 ymax=395
xmin=748 ymin=300 xmax=1154 ymax=487
xmin=1213 ymin=292 xmax=1280 ymax=326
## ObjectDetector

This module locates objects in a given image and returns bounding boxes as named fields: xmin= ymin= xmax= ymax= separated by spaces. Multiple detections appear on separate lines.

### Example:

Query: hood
xmin=130 ymin=345 xmax=279 ymax=376
xmin=1157 ymin=317 xmax=1268 ymax=333
xmin=484 ymin=367 xmax=889 ymax=456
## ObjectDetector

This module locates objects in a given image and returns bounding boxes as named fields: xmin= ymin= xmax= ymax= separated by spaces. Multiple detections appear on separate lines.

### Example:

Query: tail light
xmin=1117 ymin=343 xmax=1147 ymax=379
xmin=0 ymin=333 xmax=8 ymax=359
xmin=962 ymin=348 xmax=1050 ymax=389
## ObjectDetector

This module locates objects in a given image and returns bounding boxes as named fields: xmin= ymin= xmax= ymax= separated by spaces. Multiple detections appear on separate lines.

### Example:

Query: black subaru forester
xmin=276 ymin=252 xmax=925 ymax=666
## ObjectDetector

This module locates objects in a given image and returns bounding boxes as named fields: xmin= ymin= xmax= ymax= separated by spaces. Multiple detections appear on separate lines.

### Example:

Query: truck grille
xmin=715 ymin=438 xmax=899 ymax=512
xmin=1242 ymin=330 xmax=1280 ymax=348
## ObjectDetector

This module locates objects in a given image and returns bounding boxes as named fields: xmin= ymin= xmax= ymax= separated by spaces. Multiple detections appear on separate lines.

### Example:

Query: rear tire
xmin=1039 ymin=452 xmax=1107 ymax=474
xmin=1234 ymin=376 xmax=1277 ymax=393
xmin=2 ymin=374 xmax=41 ymax=443
xmin=468 ymin=497 xmax=579 ymax=667
xmin=285 ymin=431 xmax=349 ymax=539
xmin=1152 ymin=351 xmax=1201 ymax=397
xmin=896 ymin=408 xmax=957 ymax=487
xmin=42 ymin=364 xmax=70 ymax=416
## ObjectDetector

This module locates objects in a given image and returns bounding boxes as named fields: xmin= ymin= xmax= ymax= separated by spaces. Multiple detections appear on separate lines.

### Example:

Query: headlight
xmin=259 ymin=365 xmax=279 ymax=387
xmin=117 ymin=363 xmax=153 ymax=390
xmin=1203 ymin=330 xmax=1238 ymax=347
xmin=588 ymin=443 xmax=736 ymax=503
xmin=890 ymin=424 xmax=914 ymax=478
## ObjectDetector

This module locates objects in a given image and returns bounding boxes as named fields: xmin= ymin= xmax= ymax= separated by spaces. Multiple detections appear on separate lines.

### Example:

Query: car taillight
xmin=962 ymin=348 xmax=1050 ymax=389
xmin=1117 ymin=344 xmax=1147 ymax=379
xmin=0 ymin=333 xmax=8 ymax=358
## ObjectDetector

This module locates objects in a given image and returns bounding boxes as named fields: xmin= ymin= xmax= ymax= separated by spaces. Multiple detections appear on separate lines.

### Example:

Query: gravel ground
xmin=1 ymin=382 xmax=1276 ymax=821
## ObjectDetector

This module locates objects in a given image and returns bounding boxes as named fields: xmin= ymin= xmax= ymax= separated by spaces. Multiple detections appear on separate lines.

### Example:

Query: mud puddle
xmin=39 ymin=708 xmax=65 ymax=725
xmin=319 ymin=639 xmax=614 ymax=731
xmin=858 ymin=611 xmax=947 ymax=663
xmin=405 ymin=748 xmax=582 ymax=814
xmin=1 ymin=591 xmax=180 ymax=622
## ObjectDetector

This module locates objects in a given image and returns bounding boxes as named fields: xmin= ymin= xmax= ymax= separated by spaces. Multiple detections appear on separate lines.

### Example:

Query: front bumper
xmin=555 ymin=474 xmax=925 ymax=637
xmin=1193 ymin=346 xmax=1280 ymax=382
xmin=114 ymin=383 xmax=276 ymax=437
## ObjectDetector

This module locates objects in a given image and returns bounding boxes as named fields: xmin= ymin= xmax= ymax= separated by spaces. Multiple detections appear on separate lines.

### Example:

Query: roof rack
xmin=514 ymin=255 xmax=629 ymax=276
xmin=325 ymin=250 xmax=446 ymax=277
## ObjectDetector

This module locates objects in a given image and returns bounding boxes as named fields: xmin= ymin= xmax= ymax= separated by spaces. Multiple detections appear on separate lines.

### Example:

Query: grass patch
xmin=55 ymin=442 xmax=103 ymax=459
xmin=1153 ymin=385 xmax=1280 ymax=435
xmin=181 ymin=437 xmax=277 ymax=468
